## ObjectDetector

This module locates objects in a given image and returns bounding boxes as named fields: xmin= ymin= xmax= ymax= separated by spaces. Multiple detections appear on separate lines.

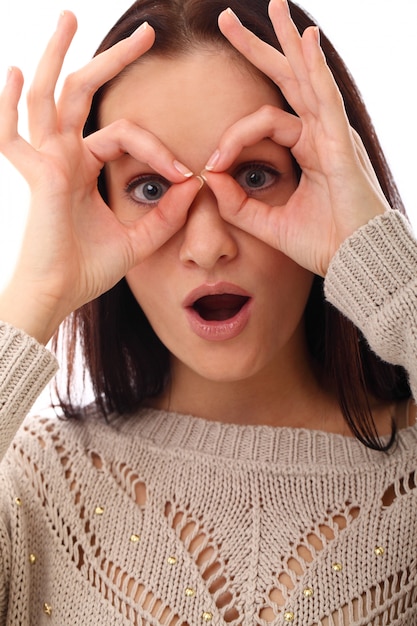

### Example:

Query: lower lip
xmin=185 ymin=299 xmax=252 ymax=342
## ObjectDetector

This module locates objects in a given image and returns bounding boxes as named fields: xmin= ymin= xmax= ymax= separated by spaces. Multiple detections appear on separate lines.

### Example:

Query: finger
xmin=267 ymin=0 xmax=309 ymax=84
xmin=218 ymin=8 xmax=291 ymax=84
xmin=301 ymin=26 xmax=347 ymax=121
xmin=218 ymin=8 xmax=303 ymax=112
xmin=127 ymin=176 xmax=203 ymax=264
xmin=203 ymin=171 xmax=287 ymax=253
xmin=85 ymin=120 xmax=193 ymax=182
xmin=0 ymin=66 xmax=23 ymax=145
xmin=219 ymin=6 xmax=338 ymax=123
xmin=27 ymin=11 xmax=78 ymax=146
xmin=0 ymin=67 xmax=40 ymax=178
xmin=268 ymin=1 xmax=324 ymax=118
xmin=56 ymin=22 xmax=155 ymax=134
xmin=204 ymin=105 xmax=302 ymax=172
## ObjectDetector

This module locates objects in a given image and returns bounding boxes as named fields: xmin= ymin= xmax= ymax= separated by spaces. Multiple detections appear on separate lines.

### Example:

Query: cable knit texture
xmin=0 ymin=211 xmax=416 ymax=625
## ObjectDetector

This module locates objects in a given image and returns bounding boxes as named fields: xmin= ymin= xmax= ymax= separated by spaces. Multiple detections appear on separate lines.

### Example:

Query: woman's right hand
xmin=0 ymin=12 xmax=200 ymax=344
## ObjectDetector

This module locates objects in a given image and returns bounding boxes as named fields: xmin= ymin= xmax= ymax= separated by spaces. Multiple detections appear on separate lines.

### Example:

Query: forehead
xmin=100 ymin=50 xmax=283 ymax=154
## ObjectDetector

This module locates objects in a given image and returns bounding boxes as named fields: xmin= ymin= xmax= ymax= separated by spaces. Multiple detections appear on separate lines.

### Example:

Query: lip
xmin=183 ymin=282 xmax=253 ymax=342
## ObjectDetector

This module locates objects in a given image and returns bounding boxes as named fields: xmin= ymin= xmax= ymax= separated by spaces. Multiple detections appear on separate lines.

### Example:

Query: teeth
xmin=193 ymin=294 xmax=249 ymax=321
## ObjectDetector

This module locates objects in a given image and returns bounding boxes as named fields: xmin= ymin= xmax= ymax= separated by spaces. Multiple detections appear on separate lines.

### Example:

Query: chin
xmin=176 ymin=350 xmax=268 ymax=384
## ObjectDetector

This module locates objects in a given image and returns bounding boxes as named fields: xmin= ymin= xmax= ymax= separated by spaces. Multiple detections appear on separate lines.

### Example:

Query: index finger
xmin=86 ymin=120 xmax=194 ymax=183
xmin=205 ymin=106 xmax=301 ymax=172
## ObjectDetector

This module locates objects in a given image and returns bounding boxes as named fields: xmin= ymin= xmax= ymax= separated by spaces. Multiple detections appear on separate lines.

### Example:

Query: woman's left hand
xmin=204 ymin=0 xmax=391 ymax=276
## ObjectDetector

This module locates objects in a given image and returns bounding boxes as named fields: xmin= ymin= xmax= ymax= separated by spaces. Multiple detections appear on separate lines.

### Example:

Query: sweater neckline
xmin=109 ymin=407 xmax=417 ymax=468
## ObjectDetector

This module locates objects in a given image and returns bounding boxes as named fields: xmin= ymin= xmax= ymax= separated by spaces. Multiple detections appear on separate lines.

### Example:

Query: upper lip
xmin=183 ymin=282 xmax=252 ymax=308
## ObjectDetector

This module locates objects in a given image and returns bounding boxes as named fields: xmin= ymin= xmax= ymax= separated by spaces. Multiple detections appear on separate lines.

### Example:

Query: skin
xmin=101 ymin=51 xmax=327 ymax=427
xmin=0 ymin=0 xmax=396 ymax=431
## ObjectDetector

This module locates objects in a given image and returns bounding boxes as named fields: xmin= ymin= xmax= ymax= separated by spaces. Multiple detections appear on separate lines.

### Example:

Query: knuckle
xmin=64 ymin=69 xmax=81 ymax=88
xmin=26 ymin=85 xmax=40 ymax=105
xmin=111 ymin=118 xmax=131 ymax=134
xmin=61 ymin=71 xmax=80 ymax=93
xmin=61 ymin=70 xmax=95 ymax=99
xmin=259 ymin=104 xmax=278 ymax=121
xmin=27 ymin=84 xmax=54 ymax=107
xmin=109 ymin=119 xmax=136 ymax=143
xmin=0 ymin=128 xmax=16 ymax=152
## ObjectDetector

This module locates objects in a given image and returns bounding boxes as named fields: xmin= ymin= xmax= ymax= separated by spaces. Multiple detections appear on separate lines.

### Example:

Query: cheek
xmin=263 ymin=252 xmax=314 ymax=320
xmin=126 ymin=265 xmax=158 ymax=309
xmin=125 ymin=260 xmax=183 ymax=354
xmin=125 ymin=250 xmax=175 ymax=315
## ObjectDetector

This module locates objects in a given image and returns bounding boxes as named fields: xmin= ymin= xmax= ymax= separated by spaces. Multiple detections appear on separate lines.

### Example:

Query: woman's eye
xmin=234 ymin=164 xmax=280 ymax=194
xmin=125 ymin=175 xmax=171 ymax=205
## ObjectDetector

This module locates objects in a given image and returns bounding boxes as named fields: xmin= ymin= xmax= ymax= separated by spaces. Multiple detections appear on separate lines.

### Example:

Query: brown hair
xmin=54 ymin=0 xmax=410 ymax=450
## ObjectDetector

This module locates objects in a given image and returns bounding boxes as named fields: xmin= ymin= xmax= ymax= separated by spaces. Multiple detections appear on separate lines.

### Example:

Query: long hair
xmin=54 ymin=0 xmax=410 ymax=450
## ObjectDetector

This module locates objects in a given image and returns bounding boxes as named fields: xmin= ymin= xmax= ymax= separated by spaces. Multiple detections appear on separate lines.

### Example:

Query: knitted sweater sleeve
xmin=0 ymin=322 xmax=58 ymax=461
xmin=325 ymin=209 xmax=417 ymax=399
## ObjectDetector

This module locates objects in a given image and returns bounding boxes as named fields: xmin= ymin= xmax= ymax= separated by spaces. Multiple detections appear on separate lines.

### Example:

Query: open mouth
xmin=192 ymin=294 xmax=250 ymax=322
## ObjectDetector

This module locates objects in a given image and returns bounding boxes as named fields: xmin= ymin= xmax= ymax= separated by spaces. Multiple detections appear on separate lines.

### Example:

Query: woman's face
xmin=101 ymin=50 xmax=313 ymax=389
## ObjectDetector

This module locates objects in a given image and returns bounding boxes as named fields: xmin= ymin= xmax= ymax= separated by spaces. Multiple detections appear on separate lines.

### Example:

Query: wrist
xmin=0 ymin=283 xmax=68 ymax=345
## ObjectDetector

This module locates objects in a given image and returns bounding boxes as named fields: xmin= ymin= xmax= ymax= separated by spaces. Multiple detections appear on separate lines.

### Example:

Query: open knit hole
xmin=90 ymin=451 xmax=103 ymax=470
xmin=259 ymin=504 xmax=360 ymax=622
xmin=20 ymin=424 xmax=179 ymax=625
xmin=110 ymin=461 xmax=147 ymax=507
xmin=165 ymin=502 xmax=240 ymax=623
xmin=60 ymin=451 xmax=184 ymax=625
xmin=94 ymin=565 xmax=187 ymax=626
xmin=382 ymin=471 xmax=417 ymax=507
xmin=19 ymin=419 xmax=416 ymax=624
xmin=315 ymin=567 xmax=416 ymax=626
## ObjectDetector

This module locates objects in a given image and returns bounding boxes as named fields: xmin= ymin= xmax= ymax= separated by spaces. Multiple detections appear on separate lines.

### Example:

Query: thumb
xmin=203 ymin=171 xmax=288 ymax=252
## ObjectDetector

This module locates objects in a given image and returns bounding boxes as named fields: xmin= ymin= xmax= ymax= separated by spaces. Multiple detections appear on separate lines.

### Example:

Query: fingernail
xmin=6 ymin=67 xmax=13 ymax=84
xmin=196 ymin=175 xmax=205 ymax=190
xmin=130 ymin=21 xmax=149 ymax=37
xmin=173 ymin=160 xmax=193 ymax=178
xmin=57 ymin=10 xmax=66 ymax=28
xmin=205 ymin=149 xmax=220 ymax=171
xmin=225 ymin=8 xmax=242 ymax=24
xmin=314 ymin=26 xmax=320 ymax=45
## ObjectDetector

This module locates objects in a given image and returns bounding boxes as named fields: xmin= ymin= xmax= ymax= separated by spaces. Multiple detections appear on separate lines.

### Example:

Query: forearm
xmin=0 ymin=321 xmax=58 ymax=460
xmin=0 ymin=283 xmax=67 ymax=346
xmin=325 ymin=210 xmax=417 ymax=399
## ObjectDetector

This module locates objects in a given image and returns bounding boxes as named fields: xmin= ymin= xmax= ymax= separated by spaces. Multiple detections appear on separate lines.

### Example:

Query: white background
xmin=0 ymin=0 xmax=416 ymax=292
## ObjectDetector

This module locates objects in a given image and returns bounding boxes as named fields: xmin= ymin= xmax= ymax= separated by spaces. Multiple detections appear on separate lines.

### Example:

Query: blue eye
xmin=126 ymin=175 xmax=171 ymax=205
xmin=234 ymin=163 xmax=279 ymax=194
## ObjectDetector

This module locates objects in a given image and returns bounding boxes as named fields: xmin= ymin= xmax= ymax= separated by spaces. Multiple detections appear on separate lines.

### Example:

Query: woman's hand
xmin=205 ymin=0 xmax=391 ymax=277
xmin=0 ymin=13 xmax=201 ymax=343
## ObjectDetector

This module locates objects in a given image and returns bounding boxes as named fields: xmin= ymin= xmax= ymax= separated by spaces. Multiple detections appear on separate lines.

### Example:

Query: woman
xmin=0 ymin=0 xmax=416 ymax=623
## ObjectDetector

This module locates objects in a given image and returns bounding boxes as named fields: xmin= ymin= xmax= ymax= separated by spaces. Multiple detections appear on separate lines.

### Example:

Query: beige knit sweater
xmin=1 ymin=211 xmax=417 ymax=625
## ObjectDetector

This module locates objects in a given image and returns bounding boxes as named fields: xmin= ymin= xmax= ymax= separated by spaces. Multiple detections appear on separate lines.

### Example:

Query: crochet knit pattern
xmin=2 ymin=406 xmax=417 ymax=625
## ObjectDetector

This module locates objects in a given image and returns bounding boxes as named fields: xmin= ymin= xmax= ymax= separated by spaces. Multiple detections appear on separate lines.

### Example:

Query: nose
xmin=179 ymin=183 xmax=238 ymax=270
